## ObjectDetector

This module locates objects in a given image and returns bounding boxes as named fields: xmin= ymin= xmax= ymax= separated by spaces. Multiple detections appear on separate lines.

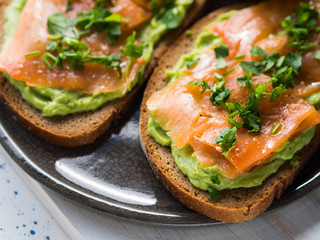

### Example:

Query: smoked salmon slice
xmin=0 ymin=0 xmax=151 ymax=94
xmin=147 ymin=0 xmax=320 ymax=179
xmin=210 ymin=0 xmax=298 ymax=59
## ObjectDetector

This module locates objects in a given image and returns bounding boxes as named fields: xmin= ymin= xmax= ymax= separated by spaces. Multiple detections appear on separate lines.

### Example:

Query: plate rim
xmin=1 ymin=116 xmax=320 ymax=226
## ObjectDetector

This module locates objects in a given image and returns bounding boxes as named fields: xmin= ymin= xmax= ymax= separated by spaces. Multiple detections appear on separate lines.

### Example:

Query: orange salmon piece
xmin=210 ymin=0 xmax=299 ymax=58
xmin=148 ymin=69 xmax=320 ymax=178
xmin=111 ymin=0 xmax=152 ymax=32
xmin=0 ymin=0 xmax=150 ymax=94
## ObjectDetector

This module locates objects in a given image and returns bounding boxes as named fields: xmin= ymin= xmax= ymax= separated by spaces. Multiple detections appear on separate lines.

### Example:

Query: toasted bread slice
xmin=139 ymin=4 xmax=320 ymax=222
xmin=0 ymin=0 xmax=207 ymax=147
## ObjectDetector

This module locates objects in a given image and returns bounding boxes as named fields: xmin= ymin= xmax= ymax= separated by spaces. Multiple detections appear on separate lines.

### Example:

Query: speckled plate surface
xmin=1 ymin=0 xmax=320 ymax=226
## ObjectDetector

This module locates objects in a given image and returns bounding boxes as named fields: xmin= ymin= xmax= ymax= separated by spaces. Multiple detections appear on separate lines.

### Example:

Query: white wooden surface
xmin=0 ymin=145 xmax=82 ymax=240
xmin=0 ymin=143 xmax=319 ymax=240
xmin=47 ymin=187 xmax=320 ymax=240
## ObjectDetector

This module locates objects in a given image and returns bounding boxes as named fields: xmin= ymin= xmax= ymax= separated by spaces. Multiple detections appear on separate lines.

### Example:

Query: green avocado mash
xmin=3 ymin=0 xmax=193 ymax=117
xmin=148 ymin=116 xmax=315 ymax=191
xmin=147 ymin=10 xmax=320 ymax=191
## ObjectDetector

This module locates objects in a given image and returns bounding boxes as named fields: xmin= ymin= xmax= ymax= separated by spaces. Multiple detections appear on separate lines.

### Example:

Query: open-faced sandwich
xmin=0 ymin=0 xmax=206 ymax=147
xmin=140 ymin=0 xmax=320 ymax=222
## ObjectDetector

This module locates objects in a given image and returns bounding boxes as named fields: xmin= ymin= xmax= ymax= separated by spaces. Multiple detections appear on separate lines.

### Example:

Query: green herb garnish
xmin=24 ymin=51 xmax=41 ymax=57
xmin=213 ymin=126 xmax=237 ymax=156
xmin=281 ymin=2 xmax=319 ymax=50
xmin=235 ymin=54 xmax=245 ymax=60
xmin=76 ymin=2 xmax=127 ymax=45
xmin=185 ymin=58 xmax=200 ymax=69
xmin=187 ymin=80 xmax=210 ymax=94
xmin=210 ymin=78 xmax=231 ymax=110
xmin=214 ymin=45 xmax=229 ymax=69
xmin=210 ymin=175 xmax=220 ymax=185
xmin=66 ymin=0 xmax=73 ymax=13
xmin=222 ymin=68 xmax=235 ymax=76
xmin=208 ymin=187 xmax=220 ymax=202
xmin=271 ymin=124 xmax=282 ymax=134
xmin=122 ymin=31 xmax=144 ymax=76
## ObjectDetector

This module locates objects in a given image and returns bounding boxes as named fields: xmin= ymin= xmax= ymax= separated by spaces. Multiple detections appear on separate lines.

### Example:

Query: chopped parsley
xmin=239 ymin=61 xmax=263 ymax=75
xmin=75 ymin=2 xmax=127 ymax=45
xmin=185 ymin=58 xmax=200 ymax=69
xmin=222 ymin=68 xmax=235 ymax=76
xmin=24 ymin=51 xmax=41 ymax=57
xmin=187 ymin=80 xmax=210 ymax=94
xmin=210 ymin=76 xmax=231 ymax=111
xmin=66 ymin=0 xmax=73 ymax=13
xmin=238 ymin=46 xmax=301 ymax=103
xmin=281 ymin=2 xmax=319 ymax=51
xmin=235 ymin=54 xmax=245 ymax=60
xmin=210 ymin=175 xmax=220 ymax=185
xmin=271 ymin=124 xmax=282 ymax=134
xmin=162 ymin=8 xmax=180 ymax=29
xmin=47 ymin=13 xmax=75 ymax=38
xmin=208 ymin=187 xmax=220 ymax=202
xmin=213 ymin=126 xmax=237 ymax=156
xmin=214 ymin=45 xmax=229 ymax=69
xmin=37 ymin=1 xmax=145 ymax=77
xmin=122 ymin=31 xmax=144 ymax=76
xmin=150 ymin=0 xmax=160 ymax=13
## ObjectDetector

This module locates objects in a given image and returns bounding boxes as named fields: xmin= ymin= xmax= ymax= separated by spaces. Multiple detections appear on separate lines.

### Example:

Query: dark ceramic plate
xmin=1 ymin=0 xmax=320 ymax=226
xmin=1 ymin=96 xmax=320 ymax=225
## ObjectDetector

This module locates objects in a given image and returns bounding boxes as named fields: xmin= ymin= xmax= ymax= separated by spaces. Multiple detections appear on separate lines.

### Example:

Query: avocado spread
xmin=2 ymin=0 xmax=193 ymax=116
xmin=147 ymin=10 xmax=320 ymax=191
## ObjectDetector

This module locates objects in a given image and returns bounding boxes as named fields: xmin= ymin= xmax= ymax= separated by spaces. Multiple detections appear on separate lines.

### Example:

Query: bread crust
xmin=0 ymin=0 xmax=207 ymax=147
xmin=139 ymin=4 xmax=320 ymax=222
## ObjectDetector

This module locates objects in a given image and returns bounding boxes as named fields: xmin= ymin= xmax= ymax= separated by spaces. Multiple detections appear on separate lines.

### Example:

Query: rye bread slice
xmin=139 ymin=4 xmax=320 ymax=222
xmin=0 ymin=0 xmax=207 ymax=147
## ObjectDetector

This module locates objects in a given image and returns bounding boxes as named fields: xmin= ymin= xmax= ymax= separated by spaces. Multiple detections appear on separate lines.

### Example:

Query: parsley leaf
xmin=85 ymin=54 xmax=122 ymax=78
xmin=187 ymin=80 xmax=210 ymax=94
xmin=210 ymin=79 xmax=231 ymax=110
xmin=66 ymin=1 xmax=73 ymax=13
xmin=270 ymin=84 xmax=286 ymax=102
xmin=47 ymin=13 xmax=75 ymax=38
xmin=75 ymin=3 xmax=127 ymax=45
xmin=284 ymin=52 xmax=302 ymax=74
xmin=281 ymin=2 xmax=319 ymax=50
xmin=214 ymin=45 xmax=229 ymax=69
xmin=186 ymin=58 xmax=200 ymax=69
xmin=208 ymin=187 xmax=220 ymax=202
xmin=213 ymin=127 xmax=237 ymax=156
xmin=150 ymin=0 xmax=160 ymax=13
xmin=122 ymin=32 xmax=143 ymax=76
xmin=216 ymin=58 xmax=227 ymax=69
xmin=242 ymin=112 xmax=261 ymax=132
xmin=214 ymin=45 xmax=229 ymax=58
xmin=235 ymin=54 xmax=245 ymax=60
xmin=122 ymin=32 xmax=143 ymax=59
xmin=271 ymin=66 xmax=295 ymax=90
xmin=239 ymin=61 xmax=262 ymax=75
xmin=271 ymin=124 xmax=282 ymax=134
xmin=210 ymin=175 xmax=220 ymax=185
xmin=250 ymin=45 xmax=267 ymax=58
xmin=222 ymin=68 xmax=235 ymax=76
xmin=162 ymin=8 xmax=180 ymax=29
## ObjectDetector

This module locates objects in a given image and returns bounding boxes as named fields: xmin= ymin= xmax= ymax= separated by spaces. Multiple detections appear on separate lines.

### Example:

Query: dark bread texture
xmin=0 ymin=0 xmax=207 ymax=147
xmin=139 ymin=4 xmax=320 ymax=222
